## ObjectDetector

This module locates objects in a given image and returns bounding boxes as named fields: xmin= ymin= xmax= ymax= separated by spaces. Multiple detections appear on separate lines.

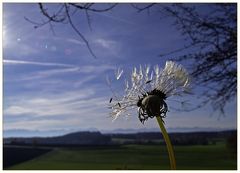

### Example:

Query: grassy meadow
xmin=7 ymin=143 xmax=237 ymax=170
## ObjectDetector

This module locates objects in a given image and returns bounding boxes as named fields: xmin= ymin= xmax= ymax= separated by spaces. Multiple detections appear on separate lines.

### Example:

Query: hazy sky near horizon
xmin=3 ymin=3 xmax=237 ymax=133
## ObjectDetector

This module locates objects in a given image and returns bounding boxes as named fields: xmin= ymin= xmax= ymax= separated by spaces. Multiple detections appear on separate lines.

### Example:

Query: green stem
xmin=156 ymin=116 xmax=176 ymax=170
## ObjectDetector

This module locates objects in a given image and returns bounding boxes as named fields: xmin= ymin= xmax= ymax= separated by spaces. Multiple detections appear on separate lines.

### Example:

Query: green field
xmin=8 ymin=143 xmax=237 ymax=170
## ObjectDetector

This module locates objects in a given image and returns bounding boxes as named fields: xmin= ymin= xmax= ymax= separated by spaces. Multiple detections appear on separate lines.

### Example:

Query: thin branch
xmin=24 ymin=16 xmax=50 ymax=28
xmin=131 ymin=3 xmax=157 ymax=12
xmin=158 ymin=43 xmax=197 ymax=57
xmin=64 ymin=3 xmax=97 ymax=58
xmin=39 ymin=3 xmax=66 ymax=23
xmin=69 ymin=3 xmax=118 ymax=12
xmin=85 ymin=9 xmax=92 ymax=31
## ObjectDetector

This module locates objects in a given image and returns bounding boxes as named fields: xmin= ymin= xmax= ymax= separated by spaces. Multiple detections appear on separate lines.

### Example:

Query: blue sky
xmin=3 ymin=3 xmax=237 ymax=134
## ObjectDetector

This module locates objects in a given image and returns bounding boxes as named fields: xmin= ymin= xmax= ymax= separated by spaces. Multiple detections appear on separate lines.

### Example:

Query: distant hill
xmin=101 ymin=127 xmax=236 ymax=134
xmin=3 ymin=128 xmax=99 ymax=138
xmin=3 ymin=127 xmax=235 ymax=138
xmin=3 ymin=129 xmax=71 ymax=138
xmin=4 ymin=131 xmax=111 ymax=146
xmin=4 ymin=130 xmax=236 ymax=147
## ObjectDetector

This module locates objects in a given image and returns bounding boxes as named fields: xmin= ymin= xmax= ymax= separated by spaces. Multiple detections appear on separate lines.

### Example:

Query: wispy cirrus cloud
xmin=95 ymin=38 xmax=117 ymax=49
xmin=4 ymin=89 xmax=96 ymax=116
xmin=66 ymin=38 xmax=85 ymax=45
xmin=3 ymin=59 xmax=76 ymax=68
xmin=4 ymin=88 xmax=110 ymax=131
xmin=19 ymin=67 xmax=81 ymax=81
xmin=94 ymin=38 xmax=121 ymax=57
xmin=4 ymin=59 xmax=115 ymax=81
xmin=4 ymin=59 xmax=115 ymax=73
xmin=38 ymin=36 xmax=85 ymax=46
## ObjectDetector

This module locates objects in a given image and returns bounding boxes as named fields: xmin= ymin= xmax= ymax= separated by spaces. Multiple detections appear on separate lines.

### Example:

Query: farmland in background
xmin=4 ymin=130 xmax=237 ymax=170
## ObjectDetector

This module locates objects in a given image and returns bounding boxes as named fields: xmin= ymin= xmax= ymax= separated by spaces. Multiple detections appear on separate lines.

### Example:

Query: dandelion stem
xmin=156 ymin=116 xmax=176 ymax=170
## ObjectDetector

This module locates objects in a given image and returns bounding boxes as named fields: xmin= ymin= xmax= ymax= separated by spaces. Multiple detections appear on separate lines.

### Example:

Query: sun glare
xmin=3 ymin=25 xmax=8 ymax=47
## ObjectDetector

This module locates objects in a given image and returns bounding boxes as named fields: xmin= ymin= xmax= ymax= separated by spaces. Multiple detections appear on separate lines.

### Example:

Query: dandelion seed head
xmin=108 ymin=61 xmax=191 ymax=123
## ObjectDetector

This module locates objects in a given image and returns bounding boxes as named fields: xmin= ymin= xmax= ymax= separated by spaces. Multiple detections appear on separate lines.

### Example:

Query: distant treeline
xmin=4 ymin=131 xmax=111 ymax=146
xmin=4 ymin=130 xmax=236 ymax=147
xmin=109 ymin=130 xmax=237 ymax=146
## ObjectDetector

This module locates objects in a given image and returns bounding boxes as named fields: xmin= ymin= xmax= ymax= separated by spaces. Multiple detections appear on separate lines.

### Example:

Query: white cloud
xmin=95 ymin=38 xmax=117 ymax=49
xmin=94 ymin=38 xmax=122 ymax=58
xmin=4 ymin=59 xmax=115 ymax=81
xmin=66 ymin=38 xmax=85 ymax=45
xmin=79 ymin=64 xmax=115 ymax=73
xmin=19 ymin=64 xmax=114 ymax=80
xmin=4 ymin=88 xmax=101 ymax=117
xmin=3 ymin=59 xmax=75 ymax=68
xmin=4 ymin=59 xmax=115 ymax=73
xmin=20 ymin=67 xmax=80 ymax=81
xmin=4 ymin=119 xmax=80 ymax=131
xmin=73 ymin=75 xmax=97 ymax=88
xmin=4 ymin=106 xmax=33 ymax=115
xmin=4 ymin=88 xmax=111 ymax=131
xmin=38 ymin=36 xmax=85 ymax=46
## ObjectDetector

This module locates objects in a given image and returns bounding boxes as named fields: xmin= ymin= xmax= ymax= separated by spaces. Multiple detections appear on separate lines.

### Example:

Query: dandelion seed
xmin=115 ymin=67 xmax=123 ymax=80
xmin=108 ymin=61 xmax=190 ymax=124
xmin=146 ymin=80 xmax=152 ymax=84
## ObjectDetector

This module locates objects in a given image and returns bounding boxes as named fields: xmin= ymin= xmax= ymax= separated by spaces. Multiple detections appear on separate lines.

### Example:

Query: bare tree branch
xmin=26 ymin=3 xmax=120 ymax=58
xmin=64 ymin=3 xmax=96 ymax=58
xmin=130 ymin=3 xmax=157 ymax=12
xmin=68 ymin=3 xmax=118 ymax=12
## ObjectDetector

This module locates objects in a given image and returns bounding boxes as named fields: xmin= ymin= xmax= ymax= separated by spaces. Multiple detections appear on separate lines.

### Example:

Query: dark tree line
xmin=26 ymin=3 xmax=237 ymax=115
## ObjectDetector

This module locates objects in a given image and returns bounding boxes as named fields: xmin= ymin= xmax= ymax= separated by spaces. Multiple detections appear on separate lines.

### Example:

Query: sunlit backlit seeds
xmin=108 ymin=61 xmax=190 ymax=123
